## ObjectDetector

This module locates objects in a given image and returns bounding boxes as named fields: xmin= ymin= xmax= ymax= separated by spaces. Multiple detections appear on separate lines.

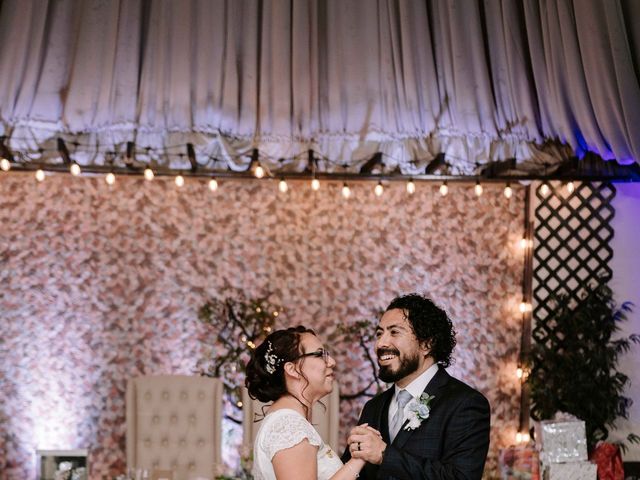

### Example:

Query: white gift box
xmin=543 ymin=461 xmax=597 ymax=480
xmin=537 ymin=419 xmax=588 ymax=463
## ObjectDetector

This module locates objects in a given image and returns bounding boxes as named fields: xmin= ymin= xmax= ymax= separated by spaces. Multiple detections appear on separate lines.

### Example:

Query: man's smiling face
xmin=375 ymin=308 xmax=432 ymax=387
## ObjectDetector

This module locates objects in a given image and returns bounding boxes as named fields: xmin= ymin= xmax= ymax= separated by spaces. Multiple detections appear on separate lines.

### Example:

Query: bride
xmin=245 ymin=326 xmax=369 ymax=480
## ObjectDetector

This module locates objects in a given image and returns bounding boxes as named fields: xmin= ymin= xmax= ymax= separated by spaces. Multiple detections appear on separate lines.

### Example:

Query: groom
xmin=342 ymin=294 xmax=490 ymax=479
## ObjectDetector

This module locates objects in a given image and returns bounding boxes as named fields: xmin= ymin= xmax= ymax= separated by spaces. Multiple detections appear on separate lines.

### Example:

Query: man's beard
xmin=377 ymin=350 xmax=421 ymax=383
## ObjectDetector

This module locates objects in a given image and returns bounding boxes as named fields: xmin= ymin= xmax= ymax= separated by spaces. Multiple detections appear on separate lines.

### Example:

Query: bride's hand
xmin=358 ymin=423 xmax=382 ymax=438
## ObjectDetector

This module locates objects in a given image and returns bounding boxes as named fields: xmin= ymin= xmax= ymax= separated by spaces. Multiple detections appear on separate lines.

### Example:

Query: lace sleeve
xmin=261 ymin=412 xmax=322 ymax=460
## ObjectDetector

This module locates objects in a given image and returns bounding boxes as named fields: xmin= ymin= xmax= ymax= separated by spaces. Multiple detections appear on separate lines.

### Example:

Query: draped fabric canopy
xmin=0 ymin=0 xmax=638 ymax=173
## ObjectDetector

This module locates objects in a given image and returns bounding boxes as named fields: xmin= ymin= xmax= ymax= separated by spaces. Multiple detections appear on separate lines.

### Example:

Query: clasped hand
xmin=347 ymin=423 xmax=386 ymax=465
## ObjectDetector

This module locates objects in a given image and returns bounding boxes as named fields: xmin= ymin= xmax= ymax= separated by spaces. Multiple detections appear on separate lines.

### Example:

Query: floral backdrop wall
xmin=0 ymin=175 xmax=524 ymax=479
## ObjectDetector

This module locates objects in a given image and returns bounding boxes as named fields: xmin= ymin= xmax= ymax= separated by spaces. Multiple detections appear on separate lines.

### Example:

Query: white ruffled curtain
xmin=0 ymin=0 xmax=638 ymax=173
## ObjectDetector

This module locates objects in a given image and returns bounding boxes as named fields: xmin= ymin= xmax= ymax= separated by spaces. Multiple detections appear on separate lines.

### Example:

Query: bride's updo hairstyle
xmin=246 ymin=326 xmax=315 ymax=403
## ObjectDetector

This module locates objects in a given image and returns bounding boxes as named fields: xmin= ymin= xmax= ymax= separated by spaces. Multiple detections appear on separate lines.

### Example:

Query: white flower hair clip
xmin=264 ymin=341 xmax=282 ymax=374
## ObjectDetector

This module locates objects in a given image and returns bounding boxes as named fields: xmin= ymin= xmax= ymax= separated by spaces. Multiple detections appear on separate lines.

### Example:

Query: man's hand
xmin=347 ymin=424 xmax=386 ymax=465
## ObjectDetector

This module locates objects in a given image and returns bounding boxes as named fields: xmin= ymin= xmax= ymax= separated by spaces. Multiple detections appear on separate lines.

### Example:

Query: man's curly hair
xmin=386 ymin=293 xmax=457 ymax=367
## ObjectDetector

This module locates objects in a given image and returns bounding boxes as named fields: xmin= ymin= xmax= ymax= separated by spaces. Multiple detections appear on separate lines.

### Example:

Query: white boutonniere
xmin=404 ymin=393 xmax=435 ymax=431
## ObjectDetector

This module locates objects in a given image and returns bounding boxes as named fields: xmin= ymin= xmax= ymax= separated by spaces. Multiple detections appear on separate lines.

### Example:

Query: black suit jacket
xmin=342 ymin=367 xmax=490 ymax=480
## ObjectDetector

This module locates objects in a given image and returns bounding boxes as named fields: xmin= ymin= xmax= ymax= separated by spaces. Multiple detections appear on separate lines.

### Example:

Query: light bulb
xmin=519 ymin=302 xmax=531 ymax=313
xmin=254 ymin=164 xmax=265 ymax=179
xmin=144 ymin=167 xmax=154 ymax=181
xmin=566 ymin=181 xmax=575 ymax=194
xmin=278 ymin=179 xmax=288 ymax=193
xmin=519 ymin=238 xmax=529 ymax=250
xmin=208 ymin=178 xmax=218 ymax=191
xmin=540 ymin=183 xmax=549 ymax=196
xmin=70 ymin=162 xmax=81 ymax=176
xmin=504 ymin=184 xmax=513 ymax=198
xmin=516 ymin=432 xmax=523 ymax=443
xmin=237 ymin=401 xmax=243 ymax=408
xmin=0 ymin=158 xmax=10 ymax=171
xmin=175 ymin=175 xmax=184 ymax=187
xmin=35 ymin=169 xmax=45 ymax=182
xmin=439 ymin=182 xmax=448 ymax=196
xmin=406 ymin=180 xmax=415 ymax=194
xmin=342 ymin=183 xmax=351 ymax=199
xmin=522 ymin=432 xmax=530 ymax=443
xmin=474 ymin=182 xmax=483 ymax=196
xmin=105 ymin=172 xmax=116 ymax=185
xmin=516 ymin=367 xmax=523 ymax=379
xmin=374 ymin=182 xmax=384 ymax=197
xmin=311 ymin=178 xmax=320 ymax=191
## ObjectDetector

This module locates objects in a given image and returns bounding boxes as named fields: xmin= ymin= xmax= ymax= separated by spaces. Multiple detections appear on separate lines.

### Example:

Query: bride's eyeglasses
xmin=293 ymin=348 xmax=332 ymax=365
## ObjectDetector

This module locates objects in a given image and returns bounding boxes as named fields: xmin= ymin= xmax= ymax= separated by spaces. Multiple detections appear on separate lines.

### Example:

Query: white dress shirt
xmin=388 ymin=363 xmax=439 ymax=432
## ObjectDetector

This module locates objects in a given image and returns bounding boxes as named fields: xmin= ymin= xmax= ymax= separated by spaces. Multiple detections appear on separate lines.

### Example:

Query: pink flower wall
xmin=0 ymin=175 xmax=525 ymax=479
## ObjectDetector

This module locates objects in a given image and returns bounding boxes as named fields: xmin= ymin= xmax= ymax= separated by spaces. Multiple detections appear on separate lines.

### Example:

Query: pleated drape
xmin=0 ymin=0 xmax=637 ymax=171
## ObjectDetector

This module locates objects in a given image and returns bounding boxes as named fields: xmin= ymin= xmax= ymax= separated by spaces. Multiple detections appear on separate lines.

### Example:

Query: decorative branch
xmin=196 ymin=292 xmax=383 ymax=420
xmin=326 ymin=315 xmax=385 ymax=402
xmin=196 ymin=289 xmax=280 ymax=411
xmin=339 ymin=380 xmax=378 ymax=400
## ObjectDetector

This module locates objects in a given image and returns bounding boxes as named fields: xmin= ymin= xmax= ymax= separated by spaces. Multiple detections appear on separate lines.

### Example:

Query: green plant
xmin=528 ymin=283 xmax=640 ymax=452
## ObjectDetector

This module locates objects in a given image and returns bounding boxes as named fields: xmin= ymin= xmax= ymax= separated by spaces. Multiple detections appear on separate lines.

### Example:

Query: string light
xmin=515 ymin=363 xmax=530 ymax=380
xmin=566 ymin=181 xmax=575 ymax=194
xmin=105 ymin=172 xmax=116 ymax=185
xmin=540 ymin=182 xmax=550 ymax=196
xmin=237 ymin=401 xmax=243 ymax=408
xmin=519 ymin=301 xmax=531 ymax=313
xmin=519 ymin=238 xmax=532 ymax=249
xmin=0 ymin=142 xmax=628 ymax=189
xmin=278 ymin=178 xmax=288 ymax=193
xmin=70 ymin=162 xmax=81 ymax=176
xmin=35 ymin=169 xmax=45 ymax=182
xmin=406 ymin=179 xmax=415 ymax=194
xmin=516 ymin=432 xmax=523 ymax=443
xmin=0 ymin=139 xmax=594 ymax=210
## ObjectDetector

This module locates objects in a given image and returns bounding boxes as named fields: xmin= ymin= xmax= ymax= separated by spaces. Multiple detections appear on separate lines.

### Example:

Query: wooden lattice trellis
xmin=532 ymin=181 xmax=616 ymax=346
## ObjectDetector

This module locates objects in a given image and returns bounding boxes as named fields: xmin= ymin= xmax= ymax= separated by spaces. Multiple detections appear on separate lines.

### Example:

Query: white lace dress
xmin=252 ymin=408 xmax=343 ymax=480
